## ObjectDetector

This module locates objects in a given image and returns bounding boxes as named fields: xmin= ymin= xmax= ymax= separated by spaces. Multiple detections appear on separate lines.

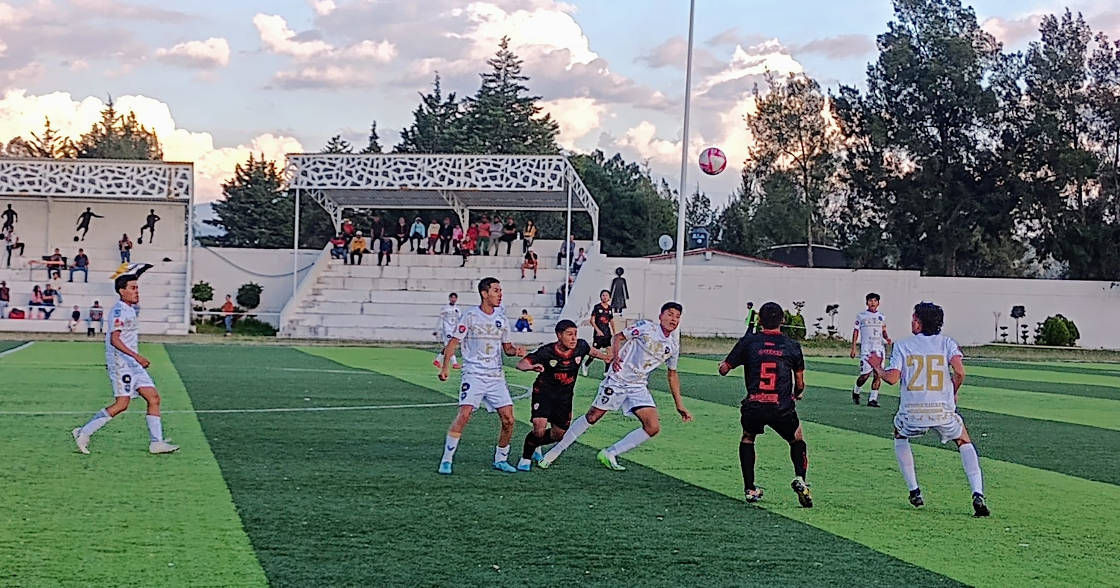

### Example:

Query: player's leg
xmin=538 ymin=389 xmax=611 ymax=468
xmin=854 ymin=358 xmax=872 ymax=404
xmin=949 ymin=419 xmax=989 ymax=517
xmin=492 ymin=404 xmax=517 ymax=472
xmin=599 ymin=403 xmax=660 ymax=471
xmin=893 ymin=419 xmax=923 ymax=507
xmin=440 ymin=404 xmax=475 ymax=474
xmin=73 ymin=395 xmax=130 ymax=454
xmin=868 ymin=370 xmax=882 ymax=407
xmin=519 ymin=416 xmax=551 ymax=471
xmin=739 ymin=407 xmax=765 ymax=501
xmin=774 ymin=415 xmax=812 ymax=507
xmin=138 ymin=384 xmax=178 ymax=454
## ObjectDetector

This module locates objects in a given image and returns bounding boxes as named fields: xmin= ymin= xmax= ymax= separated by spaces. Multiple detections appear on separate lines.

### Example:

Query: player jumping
xmin=72 ymin=263 xmax=179 ymax=455
xmin=719 ymin=302 xmax=812 ymax=507
xmin=437 ymin=278 xmax=527 ymax=475
xmin=538 ymin=302 xmax=693 ymax=471
xmin=581 ymin=289 xmax=616 ymax=377
xmin=515 ymin=319 xmax=612 ymax=471
xmin=433 ymin=292 xmax=462 ymax=370
xmin=851 ymin=292 xmax=891 ymax=406
xmin=866 ymin=302 xmax=990 ymax=517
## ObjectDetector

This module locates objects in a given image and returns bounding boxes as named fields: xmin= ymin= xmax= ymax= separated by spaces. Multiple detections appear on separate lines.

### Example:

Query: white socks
xmin=145 ymin=415 xmax=163 ymax=443
xmin=959 ymin=442 xmax=984 ymax=495
xmin=442 ymin=434 xmax=460 ymax=463
xmin=869 ymin=389 xmax=879 ymax=402
xmin=894 ymin=438 xmax=919 ymax=491
xmin=494 ymin=444 xmax=510 ymax=464
xmin=854 ymin=385 xmax=862 ymax=395
xmin=79 ymin=409 xmax=112 ymax=437
xmin=606 ymin=428 xmax=652 ymax=457
xmin=543 ymin=415 xmax=592 ymax=461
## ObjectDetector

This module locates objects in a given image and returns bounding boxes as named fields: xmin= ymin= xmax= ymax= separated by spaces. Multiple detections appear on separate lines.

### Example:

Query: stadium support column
xmin=673 ymin=0 xmax=696 ymax=303
xmin=565 ymin=181 xmax=573 ymax=307
xmin=292 ymin=188 xmax=300 ymax=306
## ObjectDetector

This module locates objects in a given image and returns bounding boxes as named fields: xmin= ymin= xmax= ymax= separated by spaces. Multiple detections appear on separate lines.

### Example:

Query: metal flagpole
xmin=674 ymin=0 xmax=696 ymax=303
xmin=292 ymin=188 xmax=300 ymax=304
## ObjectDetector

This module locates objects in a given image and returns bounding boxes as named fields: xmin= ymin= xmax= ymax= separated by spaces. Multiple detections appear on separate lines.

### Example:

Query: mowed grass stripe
xmin=167 ymin=345 xmax=959 ymax=588
xmin=806 ymin=355 xmax=1120 ymax=390
xmin=0 ymin=340 xmax=26 ymax=353
xmin=800 ymin=359 xmax=1120 ymax=400
xmin=0 ymin=342 xmax=267 ymax=587
xmin=308 ymin=347 xmax=1120 ymax=588
xmin=968 ymin=359 xmax=1120 ymax=378
xmin=674 ymin=357 xmax=1120 ymax=431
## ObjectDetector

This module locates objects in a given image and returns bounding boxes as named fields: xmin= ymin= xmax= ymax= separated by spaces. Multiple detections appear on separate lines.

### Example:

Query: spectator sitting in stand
xmin=369 ymin=214 xmax=385 ymax=242
xmin=409 ymin=217 xmax=426 ymax=252
xmin=377 ymin=235 xmax=393 ymax=266
xmin=87 ymin=300 xmax=104 ymax=335
xmin=555 ymin=275 xmax=574 ymax=308
xmin=556 ymin=234 xmax=575 ymax=267
xmin=68 ymin=305 xmax=81 ymax=332
xmin=451 ymin=224 xmax=464 ymax=255
xmin=395 ymin=217 xmax=409 ymax=252
xmin=515 ymin=309 xmax=534 ymax=332
xmin=46 ymin=248 xmax=64 ymax=276
xmin=427 ymin=219 xmax=440 ymax=254
xmin=28 ymin=285 xmax=44 ymax=318
xmin=459 ymin=230 xmax=476 ymax=267
xmin=521 ymin=248 xmax=539 ymax=279
xmin=349 ymin=231 xmax=368 ymax=265
xmin=341 ymin=218 xmax=356 ymax=243
xmin=466 ymin=223 xmax=479 ymax=255
xmin=499 ymin=217 xmax=518 ymax=255
xmin=522 ymin=220 xmax=537 ymax=253
xmin=329 ymin=233 xmax=347 ymax=259
xmin=69 ymin=248 xmax=89 ymax=282
xmin=438 ymin=217 xmax=453 ymax=254
xmin=572 ymin=247 xmax=587 ymax=275
xmin=49 ymin=272 xmax=64 ymax=303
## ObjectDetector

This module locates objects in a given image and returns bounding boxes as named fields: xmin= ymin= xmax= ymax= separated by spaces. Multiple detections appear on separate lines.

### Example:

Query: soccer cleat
xmin=972 ymin=493 xmax=991 ymax=517
xmin=852 ymin=392 xmax=861 ymax=405
xmin=909 ymin=488 xmax=925 ymax=508
xmin=492 ymin=461 xmax=517 ymax=473
xmin=536 ymin=455 xmax=553 ymax=469
xmin=744 ymin=487 xmax=764 ymax=503
xmin=791 ymin=476 xmax=813 ymax=508
xmin=452 ymin=363 xmax=461 ymax=370
xmin=867 ymin=399 xmax=880 ymax=408
xmin=72 ymin=428 xmax=90 ymax=455
xmin=516 ymin=459 xmax=532 ymax=472
xmin=432 ymin=359 xmax=441 ymax=368
xmin=438 ymin=461 xmax=453 ymax=475
xmin=532 ymin=448 xmax=544 ymax=463
xmin=149 ymin=441 xmax=179 ymax=454
xmin=597 ymin=449 xmax=626 ymax=471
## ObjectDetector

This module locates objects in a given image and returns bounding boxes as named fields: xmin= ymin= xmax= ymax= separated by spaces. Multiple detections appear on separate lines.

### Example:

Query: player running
xmin=71 ymin=263 xmax=179 ymax=455
xmin=515 ymin=319 xmax=612 ymax=471
xmin=719 ymin=302 xmax=813 ymax=507
xmin=866 ymin=302 xmax=990 ymax=517
xmin=850 ymin=292 xmax=891 ymax=406
xmin=538 ymin=302 xmax=693 ymax=471
xmin=432 ymin=292 xmax=462 ymax=370
xmin=581 ymin=290 xmax=616 ymax=377
xmin=437 ymin=278 xmax=527 ymax=475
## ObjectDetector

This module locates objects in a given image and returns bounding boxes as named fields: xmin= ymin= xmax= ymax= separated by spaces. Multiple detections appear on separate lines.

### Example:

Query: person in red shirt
xmin=221 ymin=295 xmax=235 ymax=337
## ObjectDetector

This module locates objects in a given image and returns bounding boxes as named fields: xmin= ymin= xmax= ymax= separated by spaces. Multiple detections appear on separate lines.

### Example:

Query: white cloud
xmin=538 ymin=97 xmax=607 ymax=150
xmin=273 ymin=65 xmax=372 ymax=89
xmin=697 ymin=40 xmax=803 ymax=97
xmin=0 ymin=2 xmax=31 ymax=27
xmin=155 ymin=37 xmax=231 ymax=69
xmin=451 ymin=2 xmax=597 ymax=67
xmin=254 ymin=13 xmax=334 ymax=58
xmin=339 ymin=39 xmax=396 ymax=62
xmin=982 ymin=15 xmax=1045 ymax=46
xmin=0 ymin=90 xmax=303 ymax=203
xmin=310 ymin=0 xmax=336 ymax=16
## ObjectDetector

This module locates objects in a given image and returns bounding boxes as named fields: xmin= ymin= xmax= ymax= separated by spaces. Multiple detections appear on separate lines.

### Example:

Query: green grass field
xmin=1 ymin=340 xmax=1117 ymax=586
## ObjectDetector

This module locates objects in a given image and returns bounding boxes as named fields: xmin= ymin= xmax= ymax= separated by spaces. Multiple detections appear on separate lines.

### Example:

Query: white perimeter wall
xmin=191 ymin=247 xmax=319 ymax=325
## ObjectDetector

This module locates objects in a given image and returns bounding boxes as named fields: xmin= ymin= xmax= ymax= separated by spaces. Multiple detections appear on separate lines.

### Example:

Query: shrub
xmin=781 ymin=310 xmax=806 ymax=340
xmin=191 ymin=281 xmax=214 ymax=305
xmin=1037 ymin=315 xmax=1077 ymax=346
xmin=236 ymin=282 xmax=263 ymax=310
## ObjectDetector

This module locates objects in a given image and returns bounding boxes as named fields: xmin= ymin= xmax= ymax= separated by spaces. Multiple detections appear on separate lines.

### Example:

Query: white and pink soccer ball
xmin=698 ymin=147 xmax=727 ymax=176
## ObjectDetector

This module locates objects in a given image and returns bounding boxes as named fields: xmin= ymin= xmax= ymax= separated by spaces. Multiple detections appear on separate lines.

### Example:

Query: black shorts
xmin=592 ymin=334 xmax=612 ymax=349
xmin=740 ymin=406 xmax=800 ymax=441
xmin=531 ymin=386 xmax=574 ymax=428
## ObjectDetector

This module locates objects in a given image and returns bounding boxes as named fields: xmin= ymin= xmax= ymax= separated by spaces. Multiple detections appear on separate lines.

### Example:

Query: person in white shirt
xmin=437 ymin=278 xmax=527 ymax=475
xmin=850 ymin=292 xmax=892 ymax=407
xmin=867 ymin=302 xmax=990 ymax=517
xmin=432 ymin=292 xmax=462 ymax=369
xmin=71 ymin=263 xmax=179 ymax=455
xmin=538 ymin=302 xmax=693 ymax=471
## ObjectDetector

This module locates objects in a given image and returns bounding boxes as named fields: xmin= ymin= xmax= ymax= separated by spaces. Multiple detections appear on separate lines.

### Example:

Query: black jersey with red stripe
xmin=526 ymin=339 xmax=592 ymax=394
xmin=723 ymin=330 xmax=805 ymax=411
xmin=590 ymin=303 xmax=613 ymax=336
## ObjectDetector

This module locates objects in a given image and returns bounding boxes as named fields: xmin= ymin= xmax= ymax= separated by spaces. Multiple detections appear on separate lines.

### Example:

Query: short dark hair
xmin=449 ymin=292 xmax=457 ymax=298
xmin=600 ymin=289 xmax=610 ymax=297
xmin=913 ymin=302 xmax=944 ymax=335
xmin=759 ymin=302 xmax=784 ymax=329
xmin=746 ymin=301 xmax=753 ymax=308
xmin=114 ymin=275 xmax=134 ymax=293
xmin=866 ymin=292 xmax=880 ymax=302
xmin=478 ymin=277 xmax=499 ymax=294
xmin=660 ymin=301 xmax=683 ymax=315
xmin=555 ymin=319 xmax=577 ymax=333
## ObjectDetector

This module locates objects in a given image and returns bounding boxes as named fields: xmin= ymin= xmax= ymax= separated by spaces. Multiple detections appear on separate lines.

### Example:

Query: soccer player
xmin=719 ymin=302 xmax=812 ymax=507
xmin=137 ymin=209 xmax=160 ymax=244
xmin=538 ymin=302 xmax=693 ymax=471
xmin=437 ymin=278 xmax=527 ymax=475
xmin=515 ymin=319 xmax=612 ymax=471
xmin=850 ymin=292 xmax=891 ymax=407
xmin=71 ymin=263 xmax=179 ymax=455
xmin=866 ymin=302 xmax=990 ymax=517
xmin=581 ymin=290 xmax=615 ymax=377
xmin=432 ymin=292 xmax=462 ymax=370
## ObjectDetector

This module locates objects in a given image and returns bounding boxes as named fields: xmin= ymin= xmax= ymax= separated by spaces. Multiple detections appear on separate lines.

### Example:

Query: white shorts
xmin=459 ymin=374 xmax=512 ymax=413
xmin=591 ymin=379 xmax=656 ymax=417
xmin=894 ymin=412 xmax=965 ymax=443
xmin=108 ymin=366 xmax=155 ymax=398
xmin=860 ymin=351 xmax=885 ymax=375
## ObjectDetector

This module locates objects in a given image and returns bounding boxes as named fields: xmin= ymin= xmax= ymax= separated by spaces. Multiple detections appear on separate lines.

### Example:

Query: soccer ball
xmin=698 ymin=147 xmax=727 ymax=175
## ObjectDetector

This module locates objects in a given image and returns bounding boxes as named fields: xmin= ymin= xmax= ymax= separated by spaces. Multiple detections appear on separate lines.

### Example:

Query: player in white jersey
xmin=71 ymin=263 xmax=178 ymax=455
xmin=437 ymin=277 xmax=527 ymax=475
xmin=432 ymin=292 xmax=461 ymax=369
xmin=850 ymin=292 xmax=892 ymax=407
xmin=538 ymin=302 xmax=693 ymax=471
xmin=867 ymin=302 xmax=990 ymax=517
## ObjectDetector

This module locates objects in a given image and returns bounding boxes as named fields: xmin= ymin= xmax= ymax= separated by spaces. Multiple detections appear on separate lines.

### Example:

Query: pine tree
xmin=395 ymin=75 xmax=466 ymax=153
xmin=207 ymin=154 xmax=291 ymax=248
xmin=359 ymin=121 xmax=383 ymax=154
xmin=321 ymin=135 xmax=353 ymax=154
xmin=75 ymin=99 xmax=162 ymax=160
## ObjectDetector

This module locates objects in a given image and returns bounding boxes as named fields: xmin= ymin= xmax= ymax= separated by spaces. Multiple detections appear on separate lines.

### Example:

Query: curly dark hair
xmin=759 ymin=302 xmax=784 ymax=329
xmin=913 ymin=302 xmax=944 ymax=335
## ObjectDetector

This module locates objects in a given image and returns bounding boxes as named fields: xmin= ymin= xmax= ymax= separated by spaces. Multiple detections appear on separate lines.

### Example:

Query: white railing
xmin=0 ymin=158 xmax=193 ymax=200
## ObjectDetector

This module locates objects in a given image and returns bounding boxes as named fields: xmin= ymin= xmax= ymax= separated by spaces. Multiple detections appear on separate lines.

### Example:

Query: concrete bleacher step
xmin=282 ymin=324 xmax=554 ymax=345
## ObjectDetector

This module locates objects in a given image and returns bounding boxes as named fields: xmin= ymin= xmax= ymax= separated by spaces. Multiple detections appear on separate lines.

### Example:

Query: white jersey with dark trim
xmin=854 ymin=310 xmax=887 ymax=353
xmin=105 ymin=299 xmax=141 ymax=370
xmin=606 ymin=319 xmax=680 ymax=388
xmin=452 ymin=305 xmax=511 ymax=378
xmin=890 ymin=333 xmax=963 ymax=425
xmin=437 ymin=304 xmax=461 ymax=338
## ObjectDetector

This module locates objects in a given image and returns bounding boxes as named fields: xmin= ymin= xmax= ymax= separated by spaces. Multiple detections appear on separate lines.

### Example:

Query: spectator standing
xmin=451 ymin=224 xmax=464 ymax=255
xmin=477 ymin=215 xmax=492 ymax=256
xmin=118 ymin=234 xmax=133 ymax=263
xmin=572 ymin=247 xmax=587 ymax=275
xmin=744 ymin=301 xmax=758 ymax=334
xmin=426 ymin=219 xmax=440 ymax=254
xmin=522 ymin=220 xmax=537 ymax=253
xmin=341 ymin=218 xmax=355 ymax=242
xmin=69 ymin=248 xmax=89 ymax=282
xmin=0 ymin=280 xmax=8 ymax=318
xmin=221 ymin=294 xmax=235 ymax=336
xmin=395 ymin=217 xmax=409 ymax=252
xmin=439 ymin=217 xmax=453 ymax=254
xmin=488 ymin=216 xmax=503 ymax=255
xmin=378 ymin=235 xmax=393 ymax=266
xmin=555 ymin=276 xmax=574 ymax=308
xmin=87 ymin=300 xmax=104 ymax=335
xmin=459 ymin=230 xmax=475 ymax=267
xmin=329 ymin=233 xmax=347 ymax=260
xmin=68 ymin=305 xmax=81 ymax=332
xmin=521 ymin=248 xmax=539 ymax=279
xmin=349 ymin=231 xmax=368 ymax=265
xmin=369 ymin=214 xmax=385 ymax=242
xmin=515 ymin=309 xmax=534 ymax=332
xmin=499 ymin=217 xmax=518 ymax=255
xmin=556 ymin=234 xmax=575 ymax=267
xmin=409 ymin=217 xmax=426 ymax=252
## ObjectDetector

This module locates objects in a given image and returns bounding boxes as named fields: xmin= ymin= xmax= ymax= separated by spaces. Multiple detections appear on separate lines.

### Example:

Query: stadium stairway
xmin=279 ymin=243 xmax=597 ymax=344
xmin=0 ymin=244 xmax=189 ymax=335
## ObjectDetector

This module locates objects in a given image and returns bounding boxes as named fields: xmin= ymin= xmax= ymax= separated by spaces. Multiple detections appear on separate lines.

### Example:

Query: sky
xmin=0 ymin=0 xmax=1118 ymax=208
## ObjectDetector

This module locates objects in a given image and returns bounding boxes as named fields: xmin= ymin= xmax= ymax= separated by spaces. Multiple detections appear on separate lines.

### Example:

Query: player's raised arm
xmin=516 ymin=352 xmax=544 ymax=372
xmin=589 ymin=346 xmax=612 ymax=362
xmin=719 ymin=336 xmax=748 ymax=376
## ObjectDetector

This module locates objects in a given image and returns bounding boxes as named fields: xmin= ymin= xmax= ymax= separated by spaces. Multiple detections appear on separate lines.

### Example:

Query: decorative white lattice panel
xmin=0 ymin=159 xmax=192 ymax=201
xmin=286 ymin=154 xmax=569 ymax=192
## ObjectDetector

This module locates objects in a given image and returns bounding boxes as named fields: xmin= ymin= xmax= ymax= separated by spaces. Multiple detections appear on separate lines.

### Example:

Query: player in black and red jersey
xmin=718 ymin=302 xmax=813 ymax=507
xmin=581 ymin=290 xmax=616 ymax=377
xmin=515 ymin=319 xmax=612 ymax=471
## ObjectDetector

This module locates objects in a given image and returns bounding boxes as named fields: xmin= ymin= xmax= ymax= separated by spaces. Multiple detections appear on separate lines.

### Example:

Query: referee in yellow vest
xmin=744 ymin=301 xmax=759 ymax=334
